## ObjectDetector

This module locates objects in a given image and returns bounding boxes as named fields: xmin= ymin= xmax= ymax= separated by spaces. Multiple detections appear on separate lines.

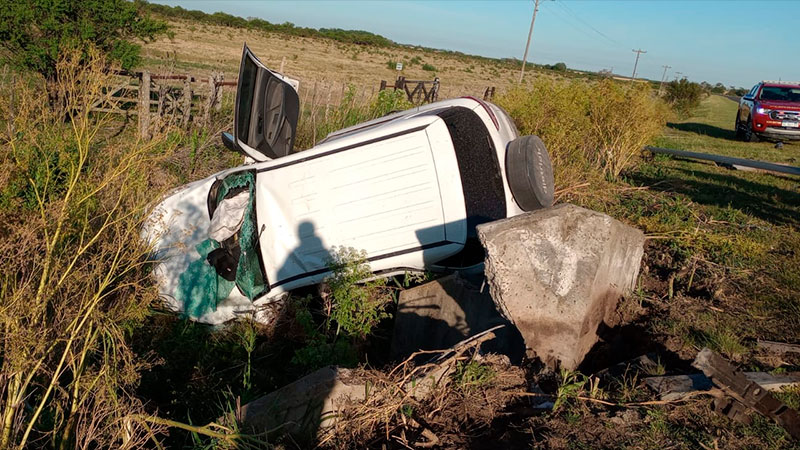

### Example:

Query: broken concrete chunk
xmin=644 ymin=374 xmax=714 ymax=401
xmin=391 ymin=274 xmax=524 ymax=362
xmin=476 ymin=203 xmax=645 ymax=370
xmin=241 ymin=331 xmax=498 ymax=439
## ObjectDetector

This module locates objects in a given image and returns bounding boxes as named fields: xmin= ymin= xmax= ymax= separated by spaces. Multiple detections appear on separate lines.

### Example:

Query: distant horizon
xmin=149 ymin=1 xmax=800 ymax=88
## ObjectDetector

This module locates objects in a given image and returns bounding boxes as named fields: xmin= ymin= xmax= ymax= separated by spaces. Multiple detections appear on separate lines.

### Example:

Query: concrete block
xmin=391 ymin=274 xmax=524 ymax=362
xmin=239 ymin=366 xmax=366 ymax=440
xmin=240 ymin=363 xmax=454 ymax=439
xmin=476 ymin=203 xmax=645 ymax=370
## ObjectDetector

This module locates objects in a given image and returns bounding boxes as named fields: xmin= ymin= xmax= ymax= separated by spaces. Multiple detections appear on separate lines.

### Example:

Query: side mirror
xmin=222 ymin=132 xmax=243 ymax=154
xmin=742 ymin=95 xmax=753 ymax=101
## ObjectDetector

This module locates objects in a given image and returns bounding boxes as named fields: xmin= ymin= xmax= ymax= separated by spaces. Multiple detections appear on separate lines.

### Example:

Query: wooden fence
xmin=379 ymin=76 xmax=440 ymax=104
xmin=88 ymin=70 xmax=236 ymax=139
xmin=90 ymin=70 xmax=500 ymax=139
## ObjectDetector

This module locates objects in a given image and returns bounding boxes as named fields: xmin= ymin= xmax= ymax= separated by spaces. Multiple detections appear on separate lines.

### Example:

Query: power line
xmin=631 ymin=48 xmax=646 ymax=79
xmin=543 ymin=2 xmax=600 ymax=43
xmin=554 ymin=0 xmax=623 ymax=48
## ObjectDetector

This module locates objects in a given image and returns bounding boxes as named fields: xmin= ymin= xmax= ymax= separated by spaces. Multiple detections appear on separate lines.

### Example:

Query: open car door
xmin=228 ymin=44 xmax=300 ymax=161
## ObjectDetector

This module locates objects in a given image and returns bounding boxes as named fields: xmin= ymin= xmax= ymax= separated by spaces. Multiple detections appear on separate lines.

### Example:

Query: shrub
xmin=290 ymin=247 xmax=392 ymax=371
xmin=0 ymin=49 xmax=172 ymax=448
xmin=0 ymin=0 xmax=167 ymax=84
xmin=325 ymin=247 xmax=392 ymax=339
xmin=664 ymin=78 xmax=705 ymax=116
xmin=422 ymin=63 xmax=437 ymax=72
xmin=496 ymin=79 xmax=667 ymax=182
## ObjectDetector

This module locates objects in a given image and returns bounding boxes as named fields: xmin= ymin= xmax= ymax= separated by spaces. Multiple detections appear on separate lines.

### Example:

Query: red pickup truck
xmin=736 ymin=81 xmax=800 ymax=142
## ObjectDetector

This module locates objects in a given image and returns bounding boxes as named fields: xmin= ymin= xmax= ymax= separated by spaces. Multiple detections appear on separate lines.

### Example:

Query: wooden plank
xmin=138 ymin=71 xmax=151 ymax=140
xmin=645 ymin=372 xmax=800 ymax=401
xmin=89 ymin=107 xmax=132 ymax=114
xmin=693 ymin=348 xmax=800 ymax=439
xmin=758 ymin=339 xmax=800 ymax=355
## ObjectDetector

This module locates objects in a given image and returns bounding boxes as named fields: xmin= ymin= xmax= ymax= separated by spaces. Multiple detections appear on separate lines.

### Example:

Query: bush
xmin=544 ymin=62 xmax=567 ymax=71
xmin=422 ymin=63 xmax=436 ymax=71
xmin=325 ymin=247 xmax=392 ymax=339
xmin=664 ymin=78 xmax=705 ymax=116
xmin=496 ymin=79 xmax=667 ymax=182
xmin=291 ymin=247 xmax=392 ymax=371
xmin=0 ymin=48 xmax=173 ymax=448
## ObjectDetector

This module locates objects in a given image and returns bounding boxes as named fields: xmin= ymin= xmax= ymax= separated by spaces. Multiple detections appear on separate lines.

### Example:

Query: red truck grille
xmin=769 ymin=110 xmax=800 ymax=121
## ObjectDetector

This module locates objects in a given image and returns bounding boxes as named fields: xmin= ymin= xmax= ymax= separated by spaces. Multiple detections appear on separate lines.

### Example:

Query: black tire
xmin=744 ymin=117 xmax=760 ymax=142
xmin=734 ymin=117 xmax=744 ymax=140
xmin=505 ymin=135 xmax=554 ymax=211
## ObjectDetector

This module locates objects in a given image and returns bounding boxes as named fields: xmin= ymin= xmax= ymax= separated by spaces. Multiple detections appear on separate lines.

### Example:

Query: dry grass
xmin=497 ymin=78 xmax=669 ymax=183
xmin=0 ymin=49 xmax=174 ymax=449
xmin=321 ymin=339 xmax=526 ymax=449
xmin=140 ymin=19 xmax=585 ymax=106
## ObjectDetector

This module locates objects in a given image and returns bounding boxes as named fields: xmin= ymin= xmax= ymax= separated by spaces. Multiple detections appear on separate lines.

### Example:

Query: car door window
xmin=234 ymin=45 xmax=300 ymax=161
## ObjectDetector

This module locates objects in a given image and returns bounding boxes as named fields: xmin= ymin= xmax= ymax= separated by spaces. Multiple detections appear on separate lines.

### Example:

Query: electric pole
xmin=631 ymin=48 xmax=646 ymax=79
xmin=658 ymin=64 xmax=671 ymax=94
xmin=519 ymin=0 xmax=541 ymax=83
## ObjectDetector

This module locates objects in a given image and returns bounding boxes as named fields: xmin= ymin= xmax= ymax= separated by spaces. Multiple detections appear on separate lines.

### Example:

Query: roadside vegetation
xmin=1 ymin=4 xmax=798 ymax=448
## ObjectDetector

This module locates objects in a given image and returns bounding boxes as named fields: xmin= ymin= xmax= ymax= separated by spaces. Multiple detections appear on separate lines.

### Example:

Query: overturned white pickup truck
xmin=144 ymin=45 xmax=554 ymax=324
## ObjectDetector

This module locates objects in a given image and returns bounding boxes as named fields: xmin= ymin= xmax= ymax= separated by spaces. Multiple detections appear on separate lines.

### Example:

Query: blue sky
xmin=152 ymin=1 xmax=800 ymax=88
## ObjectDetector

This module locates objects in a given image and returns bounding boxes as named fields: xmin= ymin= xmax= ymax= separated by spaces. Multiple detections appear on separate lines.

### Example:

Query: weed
xmin=496 ymin=79 xmax=668 ymax=183
xmin=454 ymin=359 xmax=496 ymax=391
xmin=612 ymin=367 xmax=643 ymax=403
xmin=325 ymin=247 xmax=392 ymax=339
xmin=553 ymin=369 xmax=587 ymax=411
xmin=236 ymin=319 xmax=258 ymax=399
xmin=0 ymin=48 xmax=173 ymax=448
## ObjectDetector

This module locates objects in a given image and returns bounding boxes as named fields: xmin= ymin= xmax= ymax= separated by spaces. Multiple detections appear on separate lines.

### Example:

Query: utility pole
xmin=675 ymin=71 xmax=683 ymax=80
xmin=658 ymin=64 xmax=671 ymax=94
xmin=631 ymin=48 xmax=646 ymax=79
xmin=519 ymin=0 xmax=541 ymax=83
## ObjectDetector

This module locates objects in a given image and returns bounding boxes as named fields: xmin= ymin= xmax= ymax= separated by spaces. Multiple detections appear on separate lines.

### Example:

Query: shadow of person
xmin=239 ymin=220 xmax=337 ymax=445
xmin=275 ymin=221 xmax=330 ymax=286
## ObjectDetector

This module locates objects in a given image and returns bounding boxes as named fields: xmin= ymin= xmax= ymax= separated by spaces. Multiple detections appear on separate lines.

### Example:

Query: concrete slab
xmin=476 ymin=204 xmax=645 ymax=370
xmin=391 ymin=274 xmax=524 ymax=362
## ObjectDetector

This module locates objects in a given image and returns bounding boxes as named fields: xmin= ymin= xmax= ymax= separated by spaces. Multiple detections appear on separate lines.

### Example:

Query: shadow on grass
xmin=667 ymin=122 xmax=737 ymax=141
xmin=629 ymin=166 xmax=800 ymax=227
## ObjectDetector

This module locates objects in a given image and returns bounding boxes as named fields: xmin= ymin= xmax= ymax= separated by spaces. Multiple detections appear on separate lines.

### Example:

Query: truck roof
xmin=761 ymin=80 xmax=800 ymax=87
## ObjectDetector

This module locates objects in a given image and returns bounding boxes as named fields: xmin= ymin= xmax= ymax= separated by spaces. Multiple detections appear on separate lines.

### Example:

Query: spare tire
xmin=505 ymin=135 xmax=554 ymax=211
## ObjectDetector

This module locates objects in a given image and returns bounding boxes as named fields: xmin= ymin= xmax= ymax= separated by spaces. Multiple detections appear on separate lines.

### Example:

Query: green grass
xmin=655 ymin=94 xmax=800 ymax=164
xmin=576 ymin=94 xmax=800 ymax=364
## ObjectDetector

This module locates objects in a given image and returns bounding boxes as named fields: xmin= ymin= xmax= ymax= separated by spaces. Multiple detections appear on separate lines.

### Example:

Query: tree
xmin=0 ymin=0 xmax=166 ymax=83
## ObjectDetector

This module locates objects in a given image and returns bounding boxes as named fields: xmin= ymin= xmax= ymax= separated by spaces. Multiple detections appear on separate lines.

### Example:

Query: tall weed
xmin=0 ymin=49 xmax=171 ymax=448
xmin=497 ymin=79 xmax=668 ymax=183
xmin=295 ymin=87 xmax=412 ymax=149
